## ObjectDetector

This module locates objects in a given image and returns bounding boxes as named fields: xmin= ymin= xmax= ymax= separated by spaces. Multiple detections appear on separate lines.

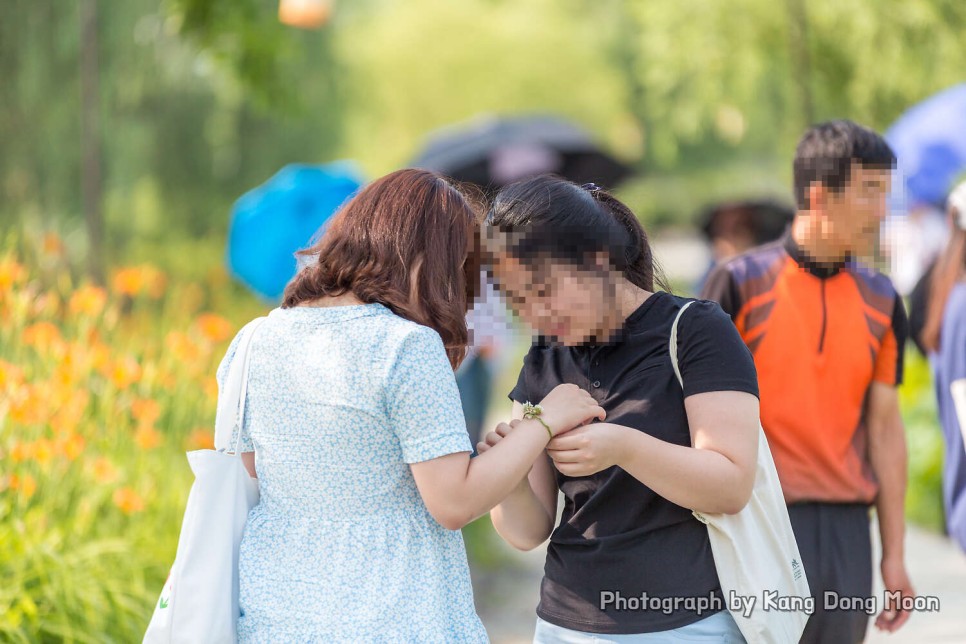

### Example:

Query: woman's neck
xmin=596 ymin=281 xmax=652 ymax=341
xmin=298 ymin=291 xmax=364 ymax=308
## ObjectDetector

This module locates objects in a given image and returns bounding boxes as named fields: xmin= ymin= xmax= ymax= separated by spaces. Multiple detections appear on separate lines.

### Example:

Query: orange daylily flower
xmin=165 ymin=331 xmax=207 ymax=363
xmin=9 ymin=441 xmax=32 ymax=463
xmin=91 ymin=457 xmax=119 ymax=484
xmin=112 ymin=487 xmax=145 ymax=514
xmin=32 ymin=438 xmax=55 ymax=466
xmin=7 ymin=384 xmax=48 ymax=426
xmin=195 ymin=313 xmax=234 ymax=344
xmin=0 ymin=258 xmax=27 ymax=291
xmin=69 ymin=285 xmax=108 ymax=317
xmin=111 ymin=265 xmax=166 ymax=299
xmin=146 ymin=267 xmax=168 ymax=299
xmin=131 ymin=398 xmax=161 ymax=426
xmin=185 ymin=428 xmax=215 ymax=450
xmin=112 ymin=266 xmax=147 ymax=297
xmin=0 ymin=360 xmax=24 ymax=391
xmin=8 ymin=474 xmax=37 ymax=500
xmin=42 ymin=232 xmax=66 ymax=257
xmin=89 ymin=342 xmax=111 ymax=371
xmin=58 ymin=433 xmax=86 ymax=461
xmin=49 ymin=389 xmax=89 ymax=435
xmin=135 ymin=425 xmax=162 ymax=450
xmin=23 ymin=321 xmax=65 ymax=354
xmin=102 ymin=355 xmax=142 ymax=390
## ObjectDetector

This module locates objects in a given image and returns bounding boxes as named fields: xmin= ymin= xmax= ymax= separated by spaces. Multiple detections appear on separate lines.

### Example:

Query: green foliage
xmin=331 ymin=0 xmax=634 ymax=175
xmin=0 ymin=231 xmax=267 ymax=640
xmin=4 ymin=0 xmax=966 ymax=243
xmin=901 ymin=350 xmax=946 ymax=533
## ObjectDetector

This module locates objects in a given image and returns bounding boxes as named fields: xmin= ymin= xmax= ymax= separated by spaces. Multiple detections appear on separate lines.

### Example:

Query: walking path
xmin=473 ymin=521 xmax=966 ymax=643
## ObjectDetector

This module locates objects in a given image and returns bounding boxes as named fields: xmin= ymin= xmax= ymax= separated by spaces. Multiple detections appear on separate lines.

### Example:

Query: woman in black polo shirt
xmin=479 ymin=177 xmax=759 ymax=643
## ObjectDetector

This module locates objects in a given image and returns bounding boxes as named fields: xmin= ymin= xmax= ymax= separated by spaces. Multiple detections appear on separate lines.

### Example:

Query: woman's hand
xmin=477 ymin=419 xmax=523 ymax=454
xmin=538 ymin=384 xmax=606 ymax=436
xmin=546 ymin=423 xmax=630 ymax=477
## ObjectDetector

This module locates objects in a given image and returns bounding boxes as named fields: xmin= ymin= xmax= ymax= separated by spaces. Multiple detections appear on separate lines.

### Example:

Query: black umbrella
xmin=409 ymin=115 xmax=633 ymax=191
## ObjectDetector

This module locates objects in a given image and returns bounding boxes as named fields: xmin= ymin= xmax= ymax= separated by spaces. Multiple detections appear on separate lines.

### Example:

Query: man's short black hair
xmin=792 ymin=120 xmax=896 ymax=210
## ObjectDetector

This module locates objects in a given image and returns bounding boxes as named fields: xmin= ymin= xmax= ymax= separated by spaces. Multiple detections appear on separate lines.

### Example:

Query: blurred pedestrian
xmin=919 ymin=179 xmax=966 ymax=553
xmin=693 ymin=199 xmax=794 ymax=294
xmin=703 ymin=120 xmax=915 ymax=642
xmin=456 ymin=275 xmax=514 ymax=453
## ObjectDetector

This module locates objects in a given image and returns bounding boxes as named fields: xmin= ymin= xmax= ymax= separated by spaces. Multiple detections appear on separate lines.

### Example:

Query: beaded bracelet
xmin=522 ymin=401 xmax=553 ymax=440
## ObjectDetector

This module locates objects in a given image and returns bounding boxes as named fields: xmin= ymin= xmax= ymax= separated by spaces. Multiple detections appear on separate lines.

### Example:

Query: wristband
xmin=522 ymin=401 xmax=553 ymax=440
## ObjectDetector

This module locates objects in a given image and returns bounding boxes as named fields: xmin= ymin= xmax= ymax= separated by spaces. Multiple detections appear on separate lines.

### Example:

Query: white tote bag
xmin=144 ymin=318 xmax=266 ymax=644
xmin=669 ymin=301 xmax=811 ymax=644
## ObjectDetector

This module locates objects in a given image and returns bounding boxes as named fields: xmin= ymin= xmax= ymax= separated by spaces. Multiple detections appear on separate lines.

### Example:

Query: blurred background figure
xmin=881 ymin=202 xmax=949 ymax=297
xmin=883 ymin=84 xmax=966 ymax=296
xmin=693 ymin=199 xmax=794 ymax=294
xmin=916 ymin=180 xmax=966 ymax=554
xmin=458 ymin=276 xmax=514 ymax=451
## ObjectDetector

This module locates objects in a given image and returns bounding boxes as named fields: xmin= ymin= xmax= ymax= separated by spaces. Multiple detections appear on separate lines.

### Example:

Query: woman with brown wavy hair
xmin=921 ymin=180 xmax=966 ymax=553
xmin=215 ymin=168 xmax=604 ymax=641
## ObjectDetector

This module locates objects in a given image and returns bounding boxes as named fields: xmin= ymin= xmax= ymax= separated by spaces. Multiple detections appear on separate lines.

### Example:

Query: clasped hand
xmin=477 ymin=384 xmax=621 ymax=477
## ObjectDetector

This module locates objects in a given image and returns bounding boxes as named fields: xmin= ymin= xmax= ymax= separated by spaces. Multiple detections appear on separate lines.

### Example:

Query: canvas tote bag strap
xmin=669 ymin=300 xmax=695 ymax=388
xmin=214 ymin=316 xmax=268 ymax=453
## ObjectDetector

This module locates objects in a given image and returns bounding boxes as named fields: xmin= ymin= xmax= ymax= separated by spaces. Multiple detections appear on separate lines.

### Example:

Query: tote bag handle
xmin=214 ymin=317 xmax=268 ymax=455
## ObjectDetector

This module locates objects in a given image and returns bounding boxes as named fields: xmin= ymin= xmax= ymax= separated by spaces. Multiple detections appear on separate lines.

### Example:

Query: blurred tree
xmin=330 ymin=0 xmax=634 ymax=174
xmin=1 ymin=0 xmax=346 ymax=265
xmin=80 ymin=0 xmax=105 ymax=282
xmin=2 ymin=0 xmax=965 ymax=255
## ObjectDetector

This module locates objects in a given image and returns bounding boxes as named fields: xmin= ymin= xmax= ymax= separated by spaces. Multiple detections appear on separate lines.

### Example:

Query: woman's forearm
xmin=612 ymin=423 xmax=752 ymax=514
xmin=452 ymin=419 xmax=550 ymax=527
xmin=490 ymin=473 xmax=555 ymax=550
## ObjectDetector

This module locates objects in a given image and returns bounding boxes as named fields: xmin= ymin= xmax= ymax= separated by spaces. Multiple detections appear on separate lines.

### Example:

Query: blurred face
xmin=490 ymin=253 xmax=616 ymax=346
xmin=815 ymin=163 xmax=892 ymax=257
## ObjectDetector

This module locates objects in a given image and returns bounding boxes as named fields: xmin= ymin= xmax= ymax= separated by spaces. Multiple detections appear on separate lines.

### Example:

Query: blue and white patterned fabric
xmin=215 ymin=303 xmax=488 ymax=643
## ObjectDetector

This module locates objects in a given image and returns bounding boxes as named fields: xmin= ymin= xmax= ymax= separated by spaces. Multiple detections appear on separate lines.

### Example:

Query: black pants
xmin=787 ymin=502 xmax=873 ymax=644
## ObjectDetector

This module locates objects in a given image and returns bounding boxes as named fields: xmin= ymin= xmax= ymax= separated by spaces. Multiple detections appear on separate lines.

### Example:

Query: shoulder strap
xmin=214 ymin=317 xmax=268 ymax=453
xmin=668 ymin=301 xmax=695 ymax=389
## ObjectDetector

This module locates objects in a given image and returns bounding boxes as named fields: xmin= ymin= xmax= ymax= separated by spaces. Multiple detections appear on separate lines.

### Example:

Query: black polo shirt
xmin=509 ymin=291 xmax=759 ymax=634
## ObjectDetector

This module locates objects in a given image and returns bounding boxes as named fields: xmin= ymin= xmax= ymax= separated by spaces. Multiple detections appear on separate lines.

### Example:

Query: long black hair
xmin=483 ymin=175 xmax=671 ymax=293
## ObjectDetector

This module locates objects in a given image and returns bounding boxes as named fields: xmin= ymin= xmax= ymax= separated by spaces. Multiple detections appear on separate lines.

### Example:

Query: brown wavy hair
xmin=282 ymin=169 xmax=480 ymax=369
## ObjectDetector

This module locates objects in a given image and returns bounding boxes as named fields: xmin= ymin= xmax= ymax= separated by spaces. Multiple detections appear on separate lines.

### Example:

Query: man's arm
xmin=867 ymin=381 xmax=914 ymax=632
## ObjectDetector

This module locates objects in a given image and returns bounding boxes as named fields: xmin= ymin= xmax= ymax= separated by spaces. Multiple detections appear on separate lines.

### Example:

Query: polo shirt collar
xmin=782 ymin=231 xmax=851 ymax=279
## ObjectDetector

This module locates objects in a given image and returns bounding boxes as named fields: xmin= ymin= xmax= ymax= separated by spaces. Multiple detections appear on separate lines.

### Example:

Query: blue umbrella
xmin=227 ymin=162 xmax=363 ymax=301
xmin=886 ymin=83 xmax=966 ymax=210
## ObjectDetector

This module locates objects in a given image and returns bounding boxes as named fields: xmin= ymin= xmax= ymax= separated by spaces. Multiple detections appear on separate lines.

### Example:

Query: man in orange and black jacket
xmin=703 ymin=120 xmax=915 ymax=643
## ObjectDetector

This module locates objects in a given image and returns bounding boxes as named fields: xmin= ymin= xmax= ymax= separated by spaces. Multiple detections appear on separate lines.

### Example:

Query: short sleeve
xmin=676 ymin=300 xmax=760 ymax=399
xmin=386 ymin=327 xmax=473 ymax=464
xmin=508 ymin=343 xmax=546 ymax=405
xmin=873 ymin=294 xmax=908 ymax=386
xmin=700 ymin=263 xmax=743 ymax=321
xmin=214 ymin=324 xmax=254 ymax=452
xmin=508 ymin=350 xmax=533 ymax=405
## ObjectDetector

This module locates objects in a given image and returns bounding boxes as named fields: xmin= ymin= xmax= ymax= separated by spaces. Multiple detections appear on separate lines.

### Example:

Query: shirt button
xmin=592 ymin=380 xmax=601 ymax=388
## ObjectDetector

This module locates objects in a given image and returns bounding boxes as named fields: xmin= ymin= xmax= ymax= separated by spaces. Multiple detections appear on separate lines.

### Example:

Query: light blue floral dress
xmin=215 ymin=303 xmax=488 ymax=643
